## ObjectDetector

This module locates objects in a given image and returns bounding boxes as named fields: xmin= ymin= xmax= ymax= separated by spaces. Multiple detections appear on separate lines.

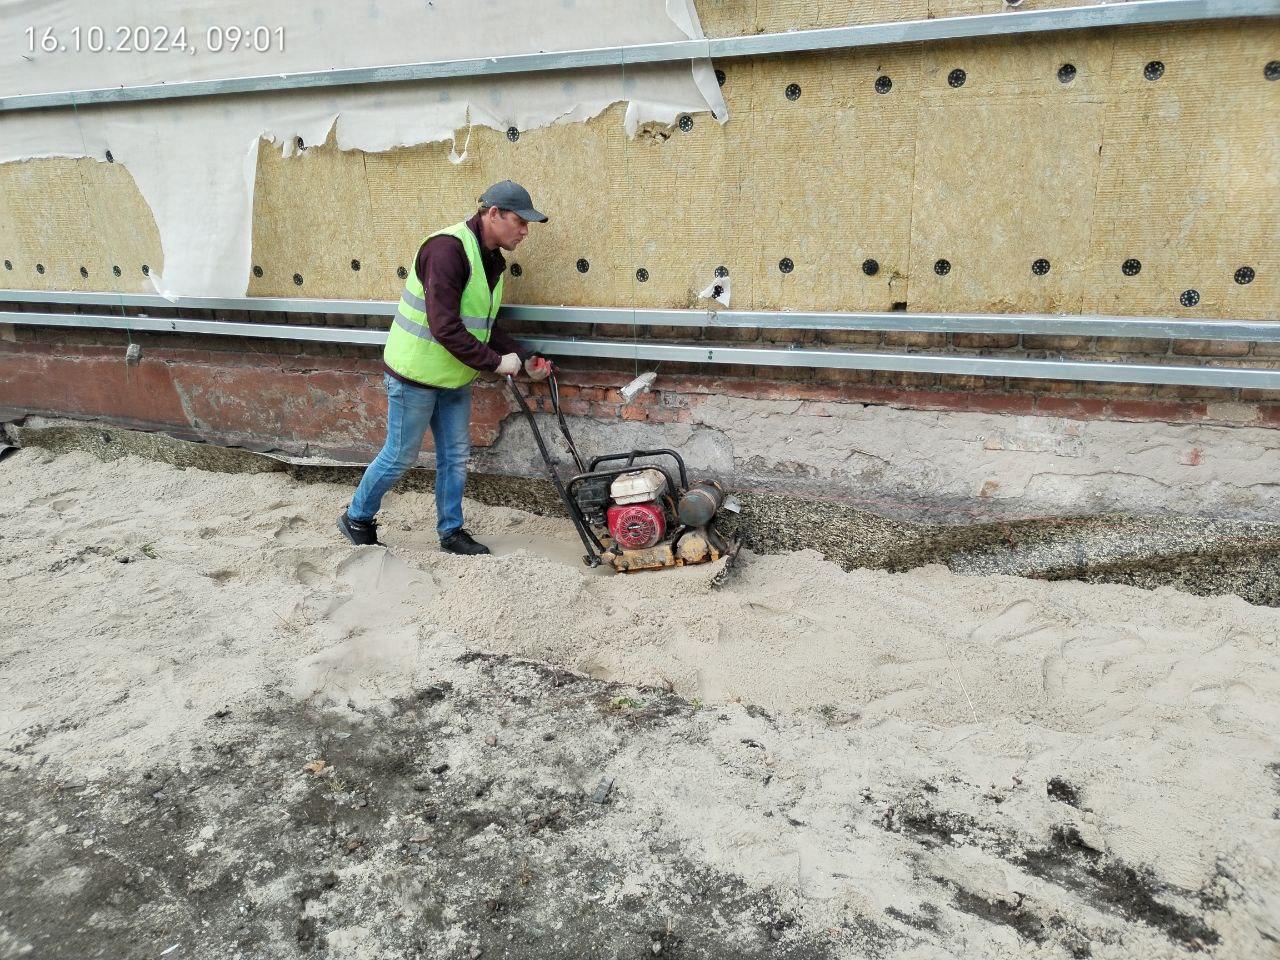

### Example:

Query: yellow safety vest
xmin=384 ymin=220 xmax=504 ymax=388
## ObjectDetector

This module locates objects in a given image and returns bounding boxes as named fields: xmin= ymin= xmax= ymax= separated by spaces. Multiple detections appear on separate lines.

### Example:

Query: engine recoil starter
xmin=607 ymin=502 xmax=665 ymax=550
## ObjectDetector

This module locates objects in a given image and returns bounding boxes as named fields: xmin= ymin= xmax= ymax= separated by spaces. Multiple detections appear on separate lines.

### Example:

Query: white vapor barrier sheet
xmin=0 ymin=0 xmax=726 ymax=297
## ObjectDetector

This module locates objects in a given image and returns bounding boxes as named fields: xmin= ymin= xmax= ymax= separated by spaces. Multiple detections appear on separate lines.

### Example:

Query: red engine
xmin=607 ymin=502 xmax=666 ymax=550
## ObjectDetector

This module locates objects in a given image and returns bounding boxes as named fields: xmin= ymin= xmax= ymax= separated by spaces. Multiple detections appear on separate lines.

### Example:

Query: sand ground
xmin=2 ymin=448 xmax=1278 ymax=959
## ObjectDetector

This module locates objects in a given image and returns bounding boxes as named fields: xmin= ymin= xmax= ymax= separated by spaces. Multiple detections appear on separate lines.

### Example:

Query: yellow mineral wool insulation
xmin=0 ymin=0 xmax=727 ymax=298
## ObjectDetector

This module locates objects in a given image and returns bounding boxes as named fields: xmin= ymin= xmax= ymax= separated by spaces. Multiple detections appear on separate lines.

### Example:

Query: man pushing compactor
xmin=337 ymin=180 xmax=552 ymax=555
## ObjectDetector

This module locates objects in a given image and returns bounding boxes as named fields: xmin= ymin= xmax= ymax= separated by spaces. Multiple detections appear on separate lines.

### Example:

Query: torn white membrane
xmin=0 ymin=0 xmax=727 ymax=298
xmin=698 ymin=275 xmax=731 ymax=307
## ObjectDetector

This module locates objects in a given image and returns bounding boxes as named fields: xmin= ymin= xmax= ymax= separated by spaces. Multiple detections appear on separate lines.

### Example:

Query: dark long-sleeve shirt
xmin=384 ymin=212 xmax=529 ymax=388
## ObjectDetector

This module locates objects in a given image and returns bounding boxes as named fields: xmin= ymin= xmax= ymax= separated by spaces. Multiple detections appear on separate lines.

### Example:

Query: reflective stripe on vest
xmin=399 ymin=287 xmax=427 ymax=314
xmin=392 ymin=312 xmax=493 ymax=342
xmin=383 ymin=220 xmax=505 ymax=389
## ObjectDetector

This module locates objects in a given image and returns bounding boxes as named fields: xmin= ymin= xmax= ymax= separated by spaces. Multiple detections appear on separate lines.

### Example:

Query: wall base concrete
xmin=478 ymin=392 xmax=1280 ymax=524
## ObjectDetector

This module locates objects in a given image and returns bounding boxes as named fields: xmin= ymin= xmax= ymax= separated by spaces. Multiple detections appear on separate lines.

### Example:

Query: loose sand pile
xmin=3 ymin=448 xmax=1279 ymax=959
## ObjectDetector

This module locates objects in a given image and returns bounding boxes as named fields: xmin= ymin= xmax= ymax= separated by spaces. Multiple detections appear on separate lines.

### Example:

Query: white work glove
xmin=495 ymin=352 xmax=521 ymax=376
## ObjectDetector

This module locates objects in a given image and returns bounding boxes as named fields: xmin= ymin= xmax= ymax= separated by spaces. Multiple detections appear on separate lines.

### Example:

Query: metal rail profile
xmin=502 ymin=305 xmax=1280 ymax=343
xmin=5 ymin=307 xmax=1279 ymax=390
xmin=2 ymin=290 xmax=1277 ymax=342
xmin=2 ymin=0 xmax=1275 ymax=112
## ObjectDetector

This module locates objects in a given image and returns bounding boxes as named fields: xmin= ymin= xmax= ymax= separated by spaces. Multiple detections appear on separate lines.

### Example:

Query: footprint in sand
xmin=29 ymin=490 xmax=78 ymax=509
xmin=1041 ymin=653 xmax=1068 ymax=697
xmin=272 ymin=515 xmax=306 ymax=540
xmin=295 ymin=561 xmax=323 ymax=586
xmin=971 ymin=600 xmax=1056 ymax=650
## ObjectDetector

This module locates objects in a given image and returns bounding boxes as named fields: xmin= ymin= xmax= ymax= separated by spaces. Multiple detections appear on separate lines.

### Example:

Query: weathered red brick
xmin=1088 ymin=381 xmax=1156 ymax=399
xmin=883 ymin=332 xmax=947 ymax=349
xmin=1035 ymin=397 xmax=1111 ymax=419
xmin=1238 ymin=388 xmax=1280 ymax=402
xmin=1022 ymin=335 xmax=1091 ymax=352
xmin=871 ymin=370 xmax=938 ymax=389
xmin=935 ymin=374 xmax=996 ymax=392
xmin=952 ymin=333 xmax=1020 ymax=350
xmin=1153 ymin=384 xmax=1238 ymax=402
xmin=1093 ymin=337 xmax=1170 ymax=356
xmin=1172 ymin=339 xmax=1252 ymax=358
xmin=813 ymin=368 xmax=877 ymax=386
xmin=815 ymin=329 xmax=881 ymax=347
xmin=1110 ymin=400 xmax=1197 ymax=421
xmin=1006 ymin=377 xmax=1079 ymax=395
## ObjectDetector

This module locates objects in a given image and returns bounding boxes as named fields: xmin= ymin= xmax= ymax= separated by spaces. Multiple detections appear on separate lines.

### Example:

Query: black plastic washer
xmin=80 ymin=266 xmax=89 ymax=278
xmin=1234 ymin=266 xmax=1255 ymax=285
xmin=112 ymin=265 xmax=121 ymax=277
xmin=934 ymin=259 xmax=951 ymax=276
xmin=253 ymin=265 xmax=264 ymax=278
xmin=506 ymin=127 xmax=519 ymax=142
xmin=1266 ymin=61 xmax=1280 ymax=81
xmin=105 ymin=150 xmax=114 ymax=163
xmin=1057 ymin=63 xmax=1076 ymax=84
xmin=1144 ymin=60 xmax=1165 ymax=81
xmin=1179 ymin=288 xmax=1200 ymax=307
xmin=141 ymin=264 xmax=149 ymax=276
xmin=785 ymin=83 xmax=801 ymax=101
xmin=778 ymin=257 xmax=794 ymax=274
xmin=862 ymin=259 xmax=879 ymax=276
xmin=636 ymin=268 xmax=649 ymax=282
xmin=875 ymin=75 xmax=892 ymax=94
xmin=1032 ymin=258 xmax=1051 ymax=276
xmin=293 ymin=273 xmax=303 ymax=286
xmin=948 ymin=69 xmax=966 ymax=88
xmin=678 ymin=114 xmax=694 ymax=133
xmin=350 ymin=259 xmax=361 ymax=271
xmin=714 ymin=265 xmax=729 ymax=278
xmin=36 ymin=263 xmax=45 ymax=274
xmin=397 ymin=266 xmax=408 ymax=280
xmin=1122 ymin=258 xmax=1142 ymax=277
xmin=715 ymin=69 xmax=726 ymax=87
xmin=576 ymin=258 xmax=590 ymax=274
xmin=3 ymin=259 xmax=11 ymax=270
xmin=510 ymin=263 xmax=523 ymax=278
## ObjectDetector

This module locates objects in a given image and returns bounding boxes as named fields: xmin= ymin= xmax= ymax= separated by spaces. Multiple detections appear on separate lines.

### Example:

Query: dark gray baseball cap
xmin=479 ymin=180 xmax=548 ymax=222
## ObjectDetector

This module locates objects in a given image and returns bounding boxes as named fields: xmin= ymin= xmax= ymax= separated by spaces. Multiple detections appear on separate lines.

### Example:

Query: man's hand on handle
xmin=495 ymin=352 xmax=522 ymax=376
xmin=525 ymin=356 xmax=553 ymax=382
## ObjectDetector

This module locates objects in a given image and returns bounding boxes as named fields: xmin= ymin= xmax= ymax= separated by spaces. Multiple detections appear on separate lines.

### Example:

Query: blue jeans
xmin=349 ymin=373 xmax=472 ymax=538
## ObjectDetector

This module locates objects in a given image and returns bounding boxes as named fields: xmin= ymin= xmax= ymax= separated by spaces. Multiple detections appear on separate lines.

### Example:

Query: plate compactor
xmin=507 ymin=373 xmax=741 ymax=573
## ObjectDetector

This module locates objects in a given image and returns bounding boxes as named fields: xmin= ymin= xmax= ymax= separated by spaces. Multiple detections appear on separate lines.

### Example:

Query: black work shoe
xmin=439 ymin=528 xmax=491 ymax=556
xmin=337 ymin=509 xmax=380 ymax=546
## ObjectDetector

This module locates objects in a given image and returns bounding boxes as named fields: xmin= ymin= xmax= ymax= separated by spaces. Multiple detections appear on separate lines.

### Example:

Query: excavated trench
xmin=8 ymin=418 xmax=1279 ymax=607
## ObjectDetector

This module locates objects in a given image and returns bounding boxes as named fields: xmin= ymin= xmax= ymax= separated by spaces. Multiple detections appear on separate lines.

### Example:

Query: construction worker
xmin=338 ymin=180 xmax=552 ymax=554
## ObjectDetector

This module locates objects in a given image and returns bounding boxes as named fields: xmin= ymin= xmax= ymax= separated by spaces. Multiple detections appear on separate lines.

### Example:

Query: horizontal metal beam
xmin=2 ymin=0 xmax=1274 ymax=112
xmin=0 ymin=289 xmax=391 ymax=316
xmin=2 ymin=289 xmax=1276 ymax=342
xmin=0 ymin=310 xmax=384 ymax=347
xmin=6 ymin=310 xmax=1278 ymax=390
xmin=500 ymin=305 xmax=1280 ymax=343
xmin=522 ymin=338 xmax=1280 ymax=389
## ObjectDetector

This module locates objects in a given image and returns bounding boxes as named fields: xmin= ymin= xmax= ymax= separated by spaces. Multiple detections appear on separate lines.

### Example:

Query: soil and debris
xmin=2 ymin=448 xmax=1279 ymax=959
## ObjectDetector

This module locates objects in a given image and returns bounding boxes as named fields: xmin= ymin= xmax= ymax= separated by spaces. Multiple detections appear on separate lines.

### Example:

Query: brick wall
xmin=2 ymin=302 xmax=1278 ymax=463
